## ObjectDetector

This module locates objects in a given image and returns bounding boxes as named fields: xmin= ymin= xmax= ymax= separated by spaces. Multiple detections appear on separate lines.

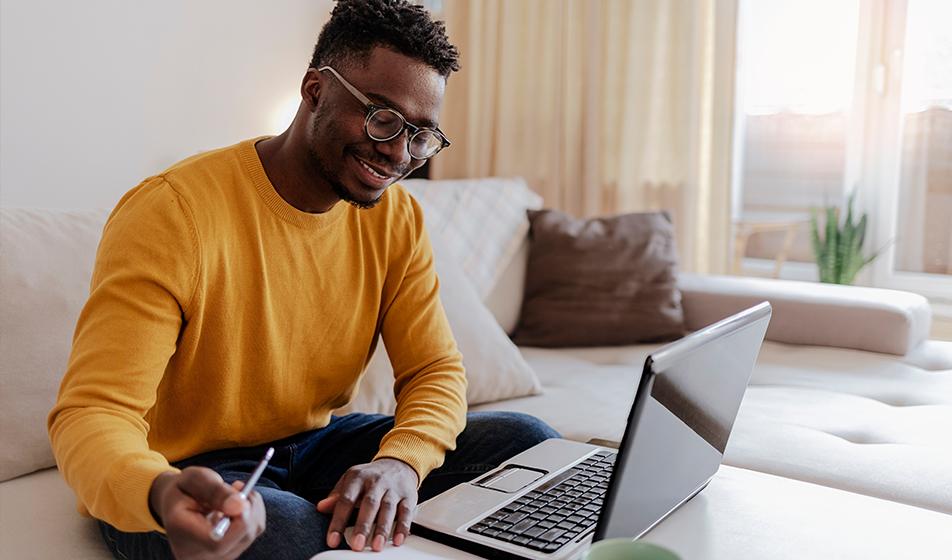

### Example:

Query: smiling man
xmin=47 ymin=1 xmax=558 ymax=559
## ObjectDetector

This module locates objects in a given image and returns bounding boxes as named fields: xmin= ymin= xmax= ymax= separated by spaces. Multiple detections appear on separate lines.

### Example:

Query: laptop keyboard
xmin=467 ymin=450 xmax=616 ymax=554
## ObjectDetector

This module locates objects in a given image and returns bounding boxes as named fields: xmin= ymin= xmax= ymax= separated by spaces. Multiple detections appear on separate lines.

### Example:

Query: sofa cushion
xmin=0 ymin=208 xmax=110 ymax=481
xmin=472 ymin=341 xmax=952 ymax=514
xmin=402 ymin=177 xmax=543 ymax=299
xmin=0 ymin=468 xmax=110 ymax=559
xmin=512 ymin=209 xmax=685 ymax=347
xmin=337 ymin=235 xmax=542 ymax=415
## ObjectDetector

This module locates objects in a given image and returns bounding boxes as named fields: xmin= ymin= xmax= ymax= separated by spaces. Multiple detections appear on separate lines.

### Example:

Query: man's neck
xmin=255 ymin=131 xmax=339 ymax=214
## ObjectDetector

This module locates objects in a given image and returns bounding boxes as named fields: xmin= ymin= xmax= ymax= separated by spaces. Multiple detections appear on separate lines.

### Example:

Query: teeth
xmin=358 ymin=158 xmax=387 ymax=180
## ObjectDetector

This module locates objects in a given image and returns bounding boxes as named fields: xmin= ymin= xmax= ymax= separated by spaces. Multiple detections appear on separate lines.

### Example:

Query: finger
xmin=351 ymin=488 xmax=386 ymax=552
xmin=163 ymin=489 xmax=247 ymax=556
xmin=222 ymin=488 xmax=269 ymax=557
xmin=371 ymin=491 xmax=399 ymax=551
xmin=216 ymin=499 xmax=258 ymax=559
xmin=249 ymin=490 xmax=267 ymax=538
xmin=325 ymin=477 xmax=362 ymax=549
xmin=316 ymin=494 xmax=336 ymax=514
xmin=392 ymin=496 xmax=417 ymax=547
xmin=177 ymin=467 xmax=247 ymax=518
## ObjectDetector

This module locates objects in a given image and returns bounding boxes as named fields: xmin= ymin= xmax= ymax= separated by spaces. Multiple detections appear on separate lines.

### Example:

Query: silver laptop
xmin=412 ymin=302 xmax=772 ymax=559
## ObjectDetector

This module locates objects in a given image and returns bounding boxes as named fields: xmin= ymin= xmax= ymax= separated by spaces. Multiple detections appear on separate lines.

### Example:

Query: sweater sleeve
xmin=373 ymin=196 xmax=468 ymax=483
xmin=47 ymin=177 xmax=200 ymax=532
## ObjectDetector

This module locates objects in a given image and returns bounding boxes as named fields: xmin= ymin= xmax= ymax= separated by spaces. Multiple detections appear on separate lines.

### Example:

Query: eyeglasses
xmin=317 ymin=66 xmax=451 ymax=160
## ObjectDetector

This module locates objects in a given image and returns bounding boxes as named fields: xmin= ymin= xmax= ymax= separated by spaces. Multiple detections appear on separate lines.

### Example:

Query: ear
xmin=301 ymin=68 xmax=323 ymax=111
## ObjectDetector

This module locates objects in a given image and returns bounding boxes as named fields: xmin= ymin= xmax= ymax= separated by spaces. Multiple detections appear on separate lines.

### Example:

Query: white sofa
xmin=2 ymin=180 xmax=951 ymax=559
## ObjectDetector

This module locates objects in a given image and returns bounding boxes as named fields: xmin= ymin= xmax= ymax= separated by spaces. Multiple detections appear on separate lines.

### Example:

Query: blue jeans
xmin=98 ymin=411 xmax=559 ymax=560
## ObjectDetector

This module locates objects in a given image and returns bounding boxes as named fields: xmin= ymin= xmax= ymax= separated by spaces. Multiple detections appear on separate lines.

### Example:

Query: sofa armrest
xmin=677 ymin=274 xmax=932 ymax=355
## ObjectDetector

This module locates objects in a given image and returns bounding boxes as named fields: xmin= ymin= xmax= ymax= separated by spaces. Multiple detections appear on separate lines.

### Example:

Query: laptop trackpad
xmin=473 ymin=466 xmax=546 ymax=493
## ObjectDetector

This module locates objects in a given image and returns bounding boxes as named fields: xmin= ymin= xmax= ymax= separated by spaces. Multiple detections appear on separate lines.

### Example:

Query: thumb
xmin=178 ymin=467 xmax=248 ymax=517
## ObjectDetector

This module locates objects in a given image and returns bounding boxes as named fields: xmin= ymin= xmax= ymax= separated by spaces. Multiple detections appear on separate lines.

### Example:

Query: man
xmin=48 ymin=1 xmax=558 ymax=558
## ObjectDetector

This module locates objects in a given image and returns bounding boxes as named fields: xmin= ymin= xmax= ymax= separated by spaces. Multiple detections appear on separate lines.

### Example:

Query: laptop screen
xmin=594 ymin=303 xmax=771 ymax=541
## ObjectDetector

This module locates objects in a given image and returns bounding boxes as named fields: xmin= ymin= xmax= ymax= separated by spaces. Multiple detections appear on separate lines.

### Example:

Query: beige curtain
xmin=433 ymin=0 xmax=737 ymax=274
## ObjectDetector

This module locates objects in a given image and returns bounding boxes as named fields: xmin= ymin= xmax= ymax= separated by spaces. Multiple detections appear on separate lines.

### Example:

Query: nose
xmin=373 ymin=129 xmax=413 ymax=169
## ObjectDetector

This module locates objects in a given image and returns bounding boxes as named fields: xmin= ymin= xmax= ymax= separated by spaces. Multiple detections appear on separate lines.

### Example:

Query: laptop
xmin=411 ymin=302 xmax=772 ymax=559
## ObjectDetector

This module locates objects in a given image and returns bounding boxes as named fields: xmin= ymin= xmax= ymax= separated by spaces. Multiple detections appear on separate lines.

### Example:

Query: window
xmin=733 ymin=0 xmax=952 ymax=302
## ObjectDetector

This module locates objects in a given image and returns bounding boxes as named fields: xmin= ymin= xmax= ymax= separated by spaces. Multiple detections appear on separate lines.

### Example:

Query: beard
xmin=307 ymin=116 xmax=386 ymax=210
xmin=329 ymin=172 xmax=381 ymax=210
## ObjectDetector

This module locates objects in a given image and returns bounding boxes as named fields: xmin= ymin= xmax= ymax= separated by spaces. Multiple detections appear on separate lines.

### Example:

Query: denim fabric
xmin=98 ymin=411 xmax=559 ymax=560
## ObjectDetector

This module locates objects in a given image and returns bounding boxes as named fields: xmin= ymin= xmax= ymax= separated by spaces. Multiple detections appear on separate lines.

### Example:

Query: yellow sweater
xmin=48 ymin=138 xmax=467 ymax=532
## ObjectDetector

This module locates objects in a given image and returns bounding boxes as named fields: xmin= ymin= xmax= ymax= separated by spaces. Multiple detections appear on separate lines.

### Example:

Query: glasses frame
xmin=317 ymin=65 xmax=451 ymax=160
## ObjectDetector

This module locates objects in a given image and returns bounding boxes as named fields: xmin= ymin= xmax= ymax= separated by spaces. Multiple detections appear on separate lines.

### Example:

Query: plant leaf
xmin=824 ymin=206 xmax=838 ymax=283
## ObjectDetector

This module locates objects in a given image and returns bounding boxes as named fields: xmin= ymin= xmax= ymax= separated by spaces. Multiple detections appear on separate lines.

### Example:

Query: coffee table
xmin=313 ymin=465 xmax=952 ymax=559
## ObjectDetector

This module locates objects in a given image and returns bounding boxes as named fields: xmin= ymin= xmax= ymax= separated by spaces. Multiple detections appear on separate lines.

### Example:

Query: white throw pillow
xmin=338 ymin=235 xmax=543 ymax=415
xmin=402 ymin=177 xmax=543 ymax=299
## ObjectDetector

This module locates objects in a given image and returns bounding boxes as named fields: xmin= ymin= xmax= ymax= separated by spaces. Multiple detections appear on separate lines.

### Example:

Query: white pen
xmin=207 ymin=447 xmax=275 ymax=542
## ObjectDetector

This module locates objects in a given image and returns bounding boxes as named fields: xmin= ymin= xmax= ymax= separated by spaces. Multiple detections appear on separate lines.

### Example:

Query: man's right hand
xmin=149 ymin=467 xmax=266 ymax=560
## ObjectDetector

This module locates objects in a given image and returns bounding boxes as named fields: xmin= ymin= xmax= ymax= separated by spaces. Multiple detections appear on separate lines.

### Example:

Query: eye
xmin=367 ymin=108 xmax=404 ymax=139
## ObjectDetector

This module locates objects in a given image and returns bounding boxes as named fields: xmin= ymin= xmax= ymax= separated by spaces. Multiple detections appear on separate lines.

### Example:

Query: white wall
xmin=1 ymin=0 xmax=333 ymax=209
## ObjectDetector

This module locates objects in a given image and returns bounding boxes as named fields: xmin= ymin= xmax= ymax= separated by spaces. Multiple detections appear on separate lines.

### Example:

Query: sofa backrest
xmin=1 ymin=208 xmax=110 ymax=481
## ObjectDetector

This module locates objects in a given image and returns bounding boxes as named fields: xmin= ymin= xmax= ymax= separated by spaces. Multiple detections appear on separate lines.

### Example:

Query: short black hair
xmin=310 ymin=0 xmax=460 ymax=78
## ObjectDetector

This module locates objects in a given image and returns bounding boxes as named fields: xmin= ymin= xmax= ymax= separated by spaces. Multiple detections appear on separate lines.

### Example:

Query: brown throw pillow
xmin=512 ymin=209 xmax=685 ymax=347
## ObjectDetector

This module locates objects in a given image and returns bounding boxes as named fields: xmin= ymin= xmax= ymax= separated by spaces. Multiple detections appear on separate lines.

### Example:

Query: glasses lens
xmin=367 ymin=108 xmax=404 ymax=141
xmin=409 ymin=130 xmax=443 ymax=159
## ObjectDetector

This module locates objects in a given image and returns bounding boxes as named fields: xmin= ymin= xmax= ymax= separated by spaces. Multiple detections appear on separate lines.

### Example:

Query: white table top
xmin=314 ymin=465 xmax=952 ymax=560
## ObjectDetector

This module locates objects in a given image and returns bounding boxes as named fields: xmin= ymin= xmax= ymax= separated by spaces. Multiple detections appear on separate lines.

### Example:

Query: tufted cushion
xmin=472 ymin=340 xmax=952 ymax=514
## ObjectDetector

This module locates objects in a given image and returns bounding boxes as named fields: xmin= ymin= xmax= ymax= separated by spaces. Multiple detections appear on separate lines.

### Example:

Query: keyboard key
xmin=544 ymin=542 xmax=562 ymax=552
xmin=539 ymin=528 xmax=566 ymax=542
xmin=503 ymin=512 xmax=528 ymax=524
xmin=524 ymin=526 xmax=547 ymax=539
xmin=528 ymin=539 xmax=548 ymax=550
xmin=512 ymin=519 xmax=535 ymax=533
xmin=512 ymin=535 xmax=531 ymax=545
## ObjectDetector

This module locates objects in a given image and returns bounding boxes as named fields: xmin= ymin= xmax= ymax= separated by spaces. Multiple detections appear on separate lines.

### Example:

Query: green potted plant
xmin=809 ymin=192 xmax=885 ymax=285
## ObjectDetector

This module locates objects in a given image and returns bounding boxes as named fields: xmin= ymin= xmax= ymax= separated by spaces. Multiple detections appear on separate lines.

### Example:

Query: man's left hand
xmin=317 ymin=458 xmax=420 ymax=552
